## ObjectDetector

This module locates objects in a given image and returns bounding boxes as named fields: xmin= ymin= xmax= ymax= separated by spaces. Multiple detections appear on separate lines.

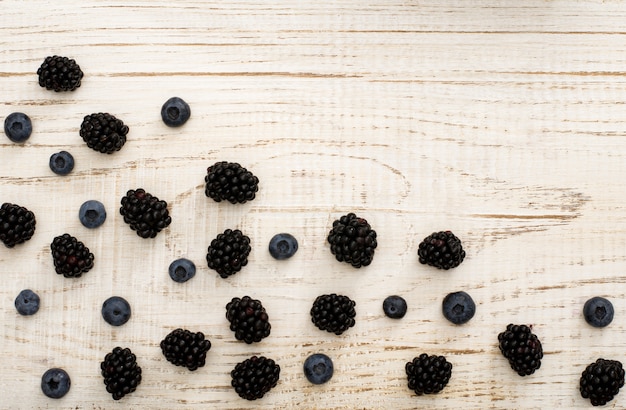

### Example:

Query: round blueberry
xmin=101 ymin=296 xmax=131 ymax=326
xmin=49 ymin=151 xmax=75 ymax=175
xmin=304 ymin=353 xmax=334 ymax=385
xmin=442 ymin=291 xmax=476 ymax=325
xmin=268 ymin=233 xmax=298 ymax=260
xmin=382 ymin=295 xmax=407 ymax=319
xmin=41 ymin=368 xmax=71 ymax=399
xmin=4 ymin=112 xmax=32 ymax=143
xmin=78 ymin=200 xmax=106 ymax=229
xmin=583 ymin=296 xmax=614 ymax=328
xmin=15 ymin=289 xmax=40 ymax=316
xmin=168 ymin=258 xmax=196 ymax=283
xmin=161 ymin=97 xmax=191 ymax=127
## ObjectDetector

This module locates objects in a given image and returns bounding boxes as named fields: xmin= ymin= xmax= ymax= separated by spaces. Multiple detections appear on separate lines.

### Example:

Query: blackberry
xmin=0 ymin=203 xmax=36 ymax=248
xmin=498 ymin=324 xmax=543 ymax=376
xmin=310 ymin=293 xmax=356 ymax=335
xmin=119 ymin=188 xmax=172 ymax=238
xmin=327 ymin=213 xmax=377 ymax=268
xmin=37 ymin=55 xmax=83 ymax=92
xmin=418 ymin=231 xmax=466 ymax=270
xmin=160 ymin=328 xmax=212 ymax=371
xmin=405 ymin=354 xmax=453 ymax=395
xmin=231 ymin=356 xmax=280 ymax=400
xmin=204 ymin=161 xmax=259 ymax=204
xmin=225 ymin=296 xmax=271 ymax=344
xmin=80 ymin=112 xmax=128 ymax=154
xmin=580 ymin=358 xmax=625 ymax=406
xmin=50 ymin=233 xmax=94 ymax=278
xmin=100 ymin=347 xmax=142 ymax=400
xmin=206 ymin=229 xmax=251 ymax=278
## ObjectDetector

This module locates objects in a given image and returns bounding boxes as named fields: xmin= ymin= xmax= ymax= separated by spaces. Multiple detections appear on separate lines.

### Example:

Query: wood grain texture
xmin=2 ymin=0 xmax=626 ymax=408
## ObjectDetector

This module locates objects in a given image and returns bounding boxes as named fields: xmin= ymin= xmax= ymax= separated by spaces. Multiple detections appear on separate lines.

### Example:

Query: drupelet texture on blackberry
xmin=50 ymin=233 xmax=94 ymax=278
xmin=580 ymin=358 xmax=625 ymax=406
xmin=101 ymin=347 xmax=142 ymax=400
xmin=119 ymin=188 xmax=172 ymax=238
xmin=418 ymin=230 xmax=465 ymax=270
xmin=80 ymin=112 xmax=128 ymax=154
xmin=225 ymin=296 xmax=271 ymax=344
xmin=206 ymin=229 xmax=251 ymax=278
xmin=405 ymin=353 xmax=453 ymax=395
xmin=498 ymin=324 xmax=543 ymax=376
xmin=204 ymin=161 xmax=259 ymax=204
xmin=37 ymin=55 xmax=83 ymax=92
xmin=310 ymin=293 xmax=356 ymax=335
xmin=0 ymin=203 xmax=36 ymax=248
xmin=327 ymin=213 xmax=377 ymax=268
xmin=160 ymin=328 xmax=212 ymax=371
xmin=231 ymin=356 xmax=280 ymax=400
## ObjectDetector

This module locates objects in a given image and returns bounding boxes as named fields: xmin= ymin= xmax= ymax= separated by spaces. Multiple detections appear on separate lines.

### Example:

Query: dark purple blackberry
xmin=0 ymin=203 xmax=36 ymax=248
xmin=580 ymin=358 xmax=625 ymax=406
xmin=50 ymin=233 xmax=94 ymax=278
xmin=37 ymin=55 xmax=83 ymax=92
xmin=100 ymin=347 xmax=142 ymax=400
xmin=498 ymin=324 xmax=543 ymax=376
xmin=160 ymin=328 xmax=212 ymax=371
xmin=310 ymin=293 xmax=356 ymax=335
xmin=206 ymin=229 xmax=251 ymax=278
xmin=80 ymin=112 xmax=128 ymax=154
xmin=327 ymin=213 xmax=377 ymax=268
xmin=204 ymin=161 xmax=259 ymax=204
xmin=225 ymin=296 xmax=271 ymax=344
xmin=405 ymin=353 xmax=453 ymax=395
xmin=418 ymin=230 xmax=466 ymax=270
xmin=231 ymin=356 xmax=280 ymax=400
xmin=119 ymin=188 xmax=172 ymax=238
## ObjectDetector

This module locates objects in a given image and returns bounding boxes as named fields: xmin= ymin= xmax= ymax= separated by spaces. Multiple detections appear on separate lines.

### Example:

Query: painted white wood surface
xmin=2 ymin=1 xmax=626 ymax=408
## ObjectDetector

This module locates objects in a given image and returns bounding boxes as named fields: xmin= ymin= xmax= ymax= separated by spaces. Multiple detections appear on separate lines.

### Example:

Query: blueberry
xmin=161 ymin=97 xmax=190 ymax=127
xmin=382 ymin=295 xmax=407 ymax=319
xmin=583 ymin=296 xmax=614 ymax=328
xmin=102 ymin=296 xmax=131 ymax=326
xmin=15 ymin=289 xmax=40 ymax=316
xmin=4 ymin=112 xmax=32 ymax=143
xmin=168 ymin=258 xmax=196 ymax=283
xmin=41 ymin=368 xmax=71 ymax=399
xmin=78 ymin=200 xmax=106 ymax=229
xmin=49 ymin=151 xmax=75 ymax=175
xmin=268 ymin=233 xmax=298 ymax=260
xmin=442 ymin=291 xmax=476 ymax=324
xmin=304 ymin=353 xmax=334 ymax=385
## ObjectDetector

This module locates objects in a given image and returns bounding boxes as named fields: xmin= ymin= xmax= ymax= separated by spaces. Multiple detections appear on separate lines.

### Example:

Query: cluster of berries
xmin=4 ymin=55 xmax=623 ymax=407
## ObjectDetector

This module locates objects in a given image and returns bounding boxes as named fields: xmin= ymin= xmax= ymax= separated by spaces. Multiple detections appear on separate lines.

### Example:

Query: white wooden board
xmin=2 ymin=1 xmax=626 ymax=408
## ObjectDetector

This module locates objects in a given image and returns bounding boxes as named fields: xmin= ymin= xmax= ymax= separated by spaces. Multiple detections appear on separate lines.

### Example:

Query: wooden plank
xmin=2 ymin=1 xmax=626 ymax=408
